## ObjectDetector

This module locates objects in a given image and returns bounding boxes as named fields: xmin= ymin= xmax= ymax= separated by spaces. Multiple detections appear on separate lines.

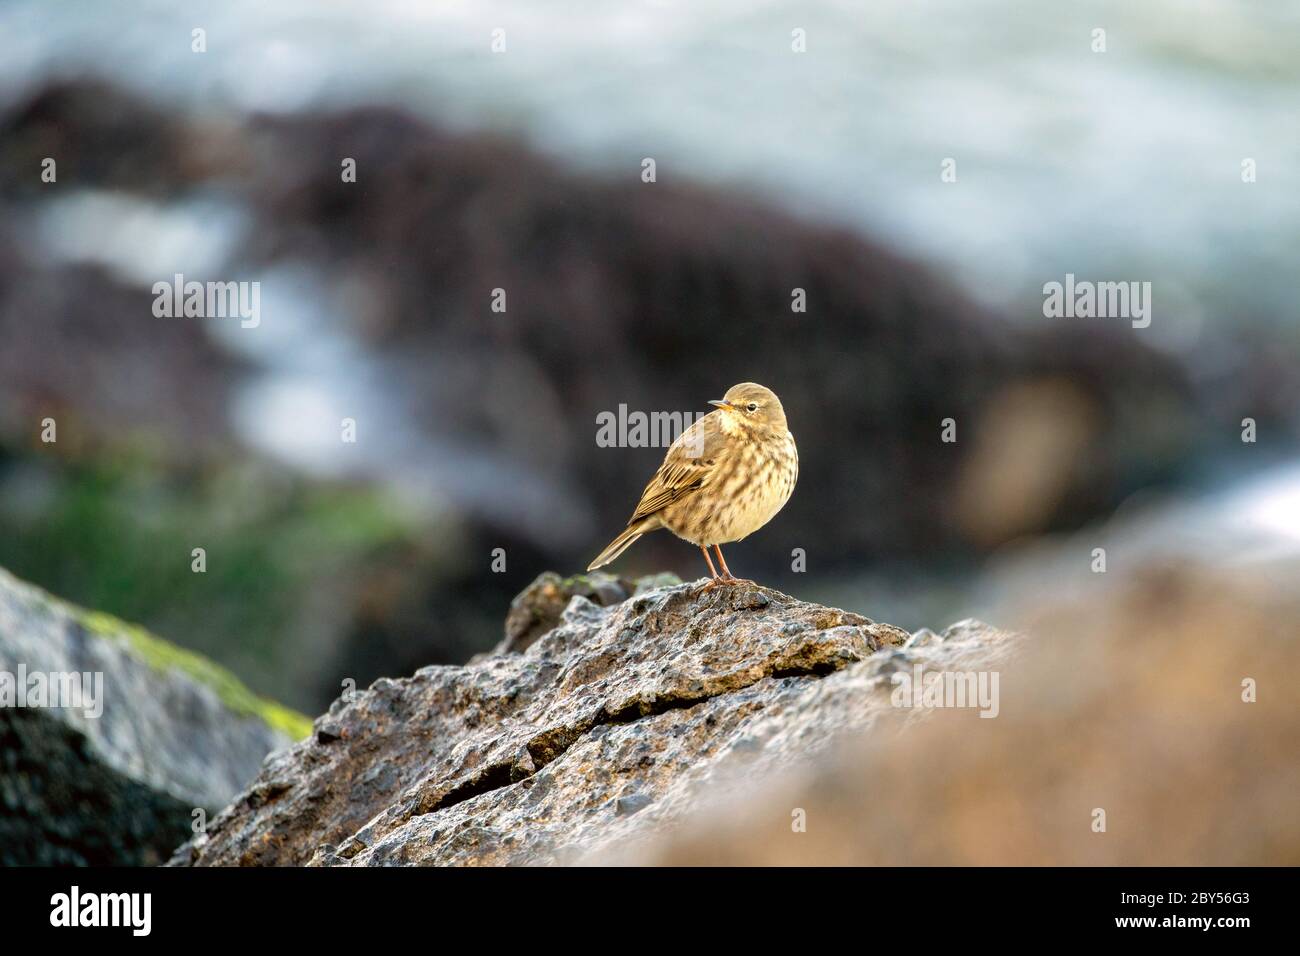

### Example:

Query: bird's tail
xmin=587 ymin=518 xmax=658 ymax=571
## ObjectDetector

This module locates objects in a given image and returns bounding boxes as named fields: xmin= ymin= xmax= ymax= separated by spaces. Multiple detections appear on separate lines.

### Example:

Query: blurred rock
xmin=239 ymin=104 xmax=1208 ymax=569
xmin=0 ymin=260 xmax=244 ymax=458
xmin=596 ymin=562 xmax=1300 ymax=865
xmin=952 ymin=378 xmax=1100 ymax=545
xmin=0 ymin=80 xmax=1212 ymax=573
xmin=0 ymin=566 xmax=308 ymax=865
xmin=170 ymin=575 xmax=1006 ymax=866
xmin=0 ymin=81 xmax=195 ymax=199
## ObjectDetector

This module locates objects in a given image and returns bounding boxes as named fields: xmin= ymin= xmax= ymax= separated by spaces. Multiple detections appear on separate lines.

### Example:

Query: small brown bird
xmin=587 ymin=383 xmax=798 ymax=583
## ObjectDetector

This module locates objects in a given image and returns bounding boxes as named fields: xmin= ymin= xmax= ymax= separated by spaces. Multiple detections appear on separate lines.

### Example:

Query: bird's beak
xmin=708 ymin=399 xmax=732 ymax=410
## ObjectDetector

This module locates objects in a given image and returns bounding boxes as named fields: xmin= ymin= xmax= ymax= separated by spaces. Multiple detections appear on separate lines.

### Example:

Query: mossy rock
xmin=76 ymin=607 xmax=312 ymax=741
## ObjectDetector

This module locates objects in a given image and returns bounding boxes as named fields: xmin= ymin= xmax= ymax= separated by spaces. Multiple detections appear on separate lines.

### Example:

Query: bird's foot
xmin=715 ymin=569 xmax=757 ymax=585
xmin=697 ymin=574 xmax=757 ymax=590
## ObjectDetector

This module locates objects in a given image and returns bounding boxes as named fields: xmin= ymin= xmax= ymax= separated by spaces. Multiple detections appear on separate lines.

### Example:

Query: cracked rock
xmin=170 ymin=576 xmax=1009 ymax=866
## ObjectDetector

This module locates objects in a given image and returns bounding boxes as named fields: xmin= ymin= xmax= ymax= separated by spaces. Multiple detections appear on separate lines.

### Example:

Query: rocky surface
xmin=0 ymin=566 xmax=309 ymax=865
xmin=594 ymin=561 xmax=1300 ymax=866
xmin=172 ymin=573 xmax=1015 ymax=866
xmin=491 ymin=570 xmax=682 ymax=655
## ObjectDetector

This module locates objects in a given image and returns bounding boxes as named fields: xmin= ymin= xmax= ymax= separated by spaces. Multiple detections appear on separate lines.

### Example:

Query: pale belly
xmin=660 ymin=440 xmax=798 ymax=547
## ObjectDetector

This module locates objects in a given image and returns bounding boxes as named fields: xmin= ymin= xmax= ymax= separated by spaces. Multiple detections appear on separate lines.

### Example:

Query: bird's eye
xmin=746 ymin=402 xmax=758 ymax=412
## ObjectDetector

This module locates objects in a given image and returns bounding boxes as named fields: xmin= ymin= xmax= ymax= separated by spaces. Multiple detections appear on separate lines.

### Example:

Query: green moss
xmin=75 ymin=606 xmax=312 ymax=741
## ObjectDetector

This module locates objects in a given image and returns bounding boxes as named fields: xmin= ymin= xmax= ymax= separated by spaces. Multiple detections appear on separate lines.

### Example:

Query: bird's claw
xmin=696 ymin=574 xmax=757 ymax=592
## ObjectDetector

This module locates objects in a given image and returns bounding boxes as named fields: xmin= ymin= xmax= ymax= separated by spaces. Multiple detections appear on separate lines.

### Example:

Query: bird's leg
xmin=713 ymin=545 xmax=736 ymax=582
xmin=702 ymin=548 xmax=722 ymax=580
xmin=697 ymin=546 xmax=729 ymax=592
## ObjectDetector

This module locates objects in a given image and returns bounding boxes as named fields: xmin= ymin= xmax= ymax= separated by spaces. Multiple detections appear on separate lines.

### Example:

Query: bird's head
xmin=709 ymin=383 xmax=787 ymax=430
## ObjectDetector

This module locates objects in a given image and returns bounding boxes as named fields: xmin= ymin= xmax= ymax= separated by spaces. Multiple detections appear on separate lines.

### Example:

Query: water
xmin=4 ymin=0 xmax=1298 ymax=347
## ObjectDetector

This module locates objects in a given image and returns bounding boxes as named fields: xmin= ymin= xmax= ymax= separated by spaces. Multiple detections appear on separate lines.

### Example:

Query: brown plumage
xmin=587 ymin=383 xmax=798 ymax=583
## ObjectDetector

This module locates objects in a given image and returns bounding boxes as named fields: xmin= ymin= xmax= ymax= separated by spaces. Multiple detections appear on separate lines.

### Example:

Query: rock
xmin=592 ymin=563 xmax=1300 ymax=865
xmin=493 ymin=571 xmax=681 ymax=655
xmin=0 ymin=566 xmax=310 ymax=865
xmin=615 ymin=793 xmax=652 ymax=817
xmin=172 ymin=576 xmax=1009 ymax=866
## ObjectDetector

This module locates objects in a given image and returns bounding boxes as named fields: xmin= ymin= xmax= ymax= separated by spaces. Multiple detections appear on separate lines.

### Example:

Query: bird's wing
xmin=628 ymin=412 xmax=726 ymax=524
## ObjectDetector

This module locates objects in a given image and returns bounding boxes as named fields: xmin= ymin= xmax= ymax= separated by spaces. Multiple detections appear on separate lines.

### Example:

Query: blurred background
xmin=0 ymin=0 xmax=1297 ymax=715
